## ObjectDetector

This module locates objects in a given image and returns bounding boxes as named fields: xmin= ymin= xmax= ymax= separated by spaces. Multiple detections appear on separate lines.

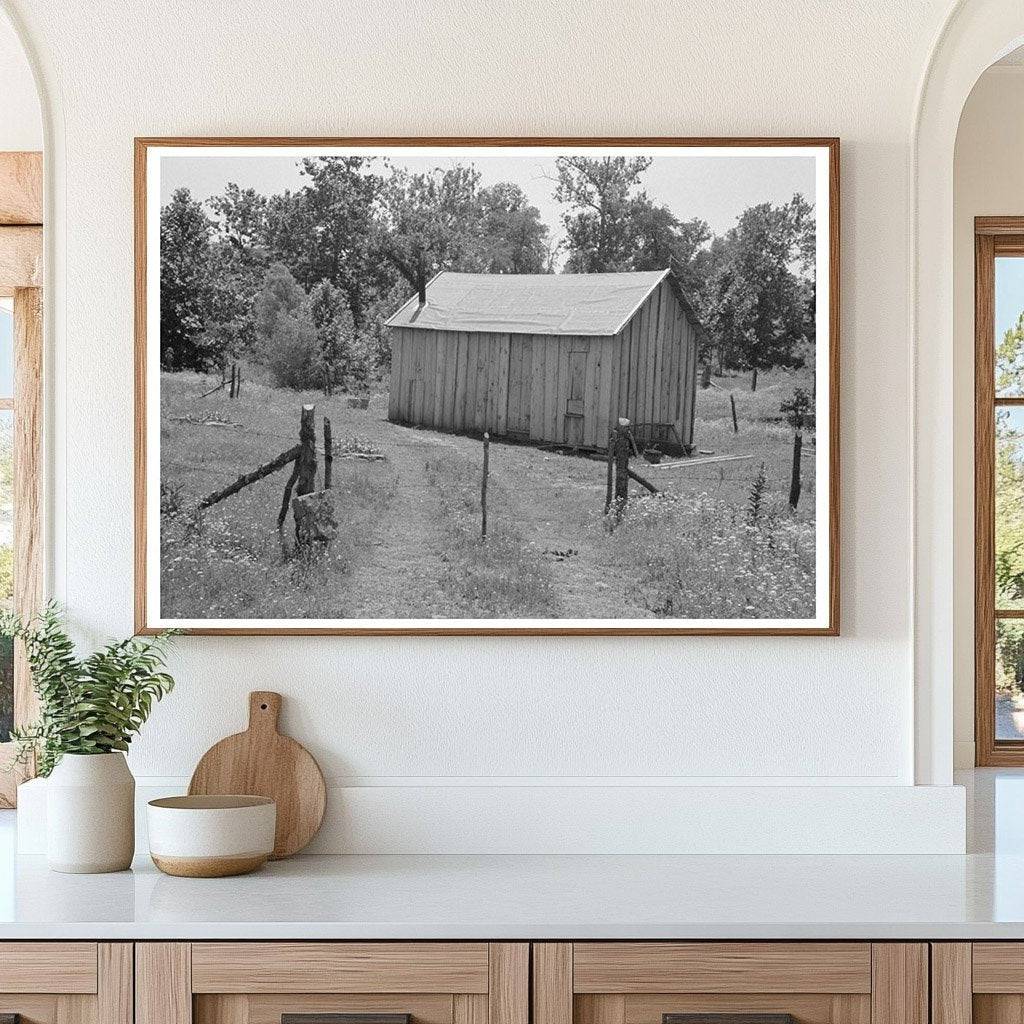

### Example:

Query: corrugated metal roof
xmin=384 ymin=269 xmax=676 ymax=336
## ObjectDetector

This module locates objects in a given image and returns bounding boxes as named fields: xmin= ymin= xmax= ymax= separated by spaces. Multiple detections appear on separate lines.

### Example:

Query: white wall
xmin=0 ymin=0 xmax=972 ymax=851
xmin=0 ymin=8 xmax=39 ymax=151
xmin=952 ymin=65 xmax=1024 ymax=768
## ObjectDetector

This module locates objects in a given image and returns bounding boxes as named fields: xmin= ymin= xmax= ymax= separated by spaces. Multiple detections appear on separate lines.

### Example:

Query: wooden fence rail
xmin=199 ymin=444 xmax=301 ymax=511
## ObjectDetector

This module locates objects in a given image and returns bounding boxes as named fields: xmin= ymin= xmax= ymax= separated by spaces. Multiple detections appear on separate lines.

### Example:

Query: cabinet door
xmin=0 ymin=942 xmax=132 ymax=1024
xmin=534 ymin=944 xmax=927 ymax=1024
xmin=137 ymin=943 xmax=528 ymax=1024
xmin=936 ymin=943 xmax=1024 ymax=1024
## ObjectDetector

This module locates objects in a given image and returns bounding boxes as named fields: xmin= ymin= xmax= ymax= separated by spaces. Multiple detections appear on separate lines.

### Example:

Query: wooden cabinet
xmin=136 ymin=943 xmax=528 ymax=1024
xmin=533 ymin=944 xmax=929 ymax=1024
xmin=0 ymin=938 xmax=945 ymax=1024
xmin=0 ymin=942 xmax=132 ymax=1024
xmin=931 ymin=943 xmax=1024 ymax=1024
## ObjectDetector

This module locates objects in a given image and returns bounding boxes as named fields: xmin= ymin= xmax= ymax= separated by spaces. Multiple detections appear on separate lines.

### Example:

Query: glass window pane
xmin=996 ymin=257 xmax=1024 ymax=396
xmin=0 ymin=301 xmax=13 ymax=400
xmin=0 ymin=410 xmax=12 ymax=742
xmin=998 ymin=619 xmax=1024 ymax=740
xmin=997 ymin=407 xmax=1024 ymax=609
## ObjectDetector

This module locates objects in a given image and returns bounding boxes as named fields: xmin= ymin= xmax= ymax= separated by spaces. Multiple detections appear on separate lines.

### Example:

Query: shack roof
xmin=384 ymin=268 xmax=701 ymax=337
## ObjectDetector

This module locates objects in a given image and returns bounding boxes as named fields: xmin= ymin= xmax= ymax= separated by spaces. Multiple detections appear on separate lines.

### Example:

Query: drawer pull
xmin=283 ymin=1016 xmax=411 ymax=1024
xmin=665 ymin=1016 xmax=796 ymax=1024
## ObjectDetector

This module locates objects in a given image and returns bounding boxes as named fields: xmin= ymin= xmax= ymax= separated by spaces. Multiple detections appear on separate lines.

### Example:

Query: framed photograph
xmin=135 ymin=137 xmax=839 ymax=636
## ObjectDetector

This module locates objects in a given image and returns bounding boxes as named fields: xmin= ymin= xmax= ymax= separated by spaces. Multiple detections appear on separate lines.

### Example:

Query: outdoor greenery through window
xmin=0 ymin=300 xmax=14 ymax=742
xmin=994 ymin=258 xmax=1024 ymax=739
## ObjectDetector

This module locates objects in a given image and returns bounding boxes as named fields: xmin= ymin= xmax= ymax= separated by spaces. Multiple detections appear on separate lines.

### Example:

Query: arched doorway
xmin=914 ymin=0 xmax=1024 ymax=785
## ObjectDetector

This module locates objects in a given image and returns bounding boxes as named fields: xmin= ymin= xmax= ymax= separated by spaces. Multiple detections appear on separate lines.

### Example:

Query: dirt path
xmin=339 ymin=420 xmax=457 ymax=619
xmin=487 ymin=443 xmax=652 ymax=619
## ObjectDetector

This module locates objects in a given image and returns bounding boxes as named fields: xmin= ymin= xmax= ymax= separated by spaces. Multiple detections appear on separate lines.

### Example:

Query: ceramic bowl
xmin=147 ymin=795 xmax=276 ymax=877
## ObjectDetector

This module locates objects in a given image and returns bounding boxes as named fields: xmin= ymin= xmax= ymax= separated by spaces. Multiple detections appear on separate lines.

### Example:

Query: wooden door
xmin=506 ymin=336 xmax=532 ymax=438
xmin=534 ymin=943 xmax=927 ymax=1024
xmin=0 ymin=942 xmax=131 ymax=1024
xmin=138 ymin=942 xmax=528 ymax=1024
xmin=564 ymin=348 xmax=587 ymax=445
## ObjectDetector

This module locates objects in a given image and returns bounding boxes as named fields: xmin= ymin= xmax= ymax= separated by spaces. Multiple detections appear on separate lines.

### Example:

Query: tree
xmin=159 ymin=188 xmax=214 ymax=370
xmin=255 ymin=264 xmax=317 ymax=390
xmin=554 ymin=155 xmax=652 ymax=272
xmin=307 ymin=279 xmax=356 ymax=394
xmin=202 ymin=184 xmax=272 ymax=367
xmin=997 ymin=406 xmax=1024 ymax=607
xmin=697 ymin=195 xmax=815 ymax=390
xmin=265 ymin=157 xmax=386 ymax=326
xmin=631 ymin=205 xmax=712 ymax=286
xmin=477 ymin=182 xmax=549 ymax=273
xmin=377 ymin=163 xmax=484 ymax=306
xmin=998 ymin=311 xmax=1024 ymax=395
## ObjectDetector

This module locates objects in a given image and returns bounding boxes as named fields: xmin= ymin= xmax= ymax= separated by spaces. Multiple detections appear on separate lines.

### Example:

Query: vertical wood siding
xmin=387 ymin=283 xmax=698 ymax=449
xmin=387 ymin=327 xmax=403 ymax=421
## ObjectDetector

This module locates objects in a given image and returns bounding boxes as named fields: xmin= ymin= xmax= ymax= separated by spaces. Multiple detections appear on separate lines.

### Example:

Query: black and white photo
xmin=136 ymin=139 xmax=838 ymax=634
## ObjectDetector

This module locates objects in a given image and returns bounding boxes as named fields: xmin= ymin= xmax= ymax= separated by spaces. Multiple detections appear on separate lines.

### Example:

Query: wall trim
xmin=17 ymin=778 xmax=967 ymax=855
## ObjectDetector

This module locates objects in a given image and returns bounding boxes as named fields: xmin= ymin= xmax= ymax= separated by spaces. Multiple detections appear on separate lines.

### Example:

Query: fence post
xmin=481 ymin=432 xmax=489 ymax=539
xmin=604 ymin=431 xmax=615 ymax=513
xmin=236 ymin=366 xmax=242 ymax=396
xmin=789 ymin=430 xmax=802 ymax=510
xmin=614 ymin=418 xmax=631 ymax=514
xmin=730 ymin=392 xmax=739 ymax=433
xmin=297 ymin=404 xmax=317 ymax=496
xmin=323 ymin=417 xmax=333 ymax=490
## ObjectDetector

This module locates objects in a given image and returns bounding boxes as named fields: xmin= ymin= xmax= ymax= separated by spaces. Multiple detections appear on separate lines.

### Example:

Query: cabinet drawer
xmin=0 ymin=942 xmax=98 ymax=993
xmin=535 ymin=943 xmax=926 ymax=1024
xmin=139 ymin=942 xmax=528 ymax=1024
xmin=572 ymin=943 xmax=872 ymax=994
xmin=191 ymin=943 xmax=490 ymax=993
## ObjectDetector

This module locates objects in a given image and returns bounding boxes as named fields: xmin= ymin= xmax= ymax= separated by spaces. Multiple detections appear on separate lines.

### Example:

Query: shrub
xmin=0 ymin=604 xmax=177 ymax=776
xmin=264 ymin=310 xmax=319 ymax=390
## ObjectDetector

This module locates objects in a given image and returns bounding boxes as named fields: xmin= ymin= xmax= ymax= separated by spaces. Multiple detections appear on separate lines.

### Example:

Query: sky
xmin=0 ymin=303 xmax=13 ymax=397
xmin=159 ymin=147 xmax=817 ymax=258
xmin=997 ymin=256 xmax=1024 ymax=341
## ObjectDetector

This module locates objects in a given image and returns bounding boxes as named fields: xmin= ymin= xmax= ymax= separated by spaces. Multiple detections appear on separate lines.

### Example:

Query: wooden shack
xmin=385 ymin=268 xmax=703 ymax=452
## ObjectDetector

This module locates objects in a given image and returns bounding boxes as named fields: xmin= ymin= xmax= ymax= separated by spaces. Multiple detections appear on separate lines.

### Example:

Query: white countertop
xmin=0 ymin=769 xmax=1021 ymax=941
xmin=1 ymin=848 xmax=1023 ymax=940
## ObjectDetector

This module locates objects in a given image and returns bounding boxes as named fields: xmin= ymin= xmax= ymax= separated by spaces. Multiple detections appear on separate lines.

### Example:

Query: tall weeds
xmin=604 ymin=490 xmax=815 ymax=619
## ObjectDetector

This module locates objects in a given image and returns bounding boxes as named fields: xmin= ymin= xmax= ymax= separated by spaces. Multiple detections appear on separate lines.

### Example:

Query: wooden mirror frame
xmin=0 ymin=151 xmax=43 ymax=806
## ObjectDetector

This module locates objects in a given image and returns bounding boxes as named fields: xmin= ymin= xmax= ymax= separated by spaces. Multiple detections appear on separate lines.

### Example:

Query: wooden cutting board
xmin=188 ymin=691 xmax=326 ymax=859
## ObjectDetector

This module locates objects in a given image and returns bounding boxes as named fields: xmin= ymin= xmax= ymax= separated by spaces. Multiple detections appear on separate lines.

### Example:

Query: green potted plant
xmin=2 ymin=603 xmax=176 ymax=873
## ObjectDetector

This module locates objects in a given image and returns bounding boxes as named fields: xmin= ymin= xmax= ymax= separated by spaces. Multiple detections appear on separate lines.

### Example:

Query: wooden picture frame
xmin=135 ymin=137 xmax=840 ymax=636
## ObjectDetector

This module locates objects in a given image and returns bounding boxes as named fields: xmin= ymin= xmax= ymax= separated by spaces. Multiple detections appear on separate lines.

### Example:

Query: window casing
xmin=975 ymin=219 xmax=1024 ymax=765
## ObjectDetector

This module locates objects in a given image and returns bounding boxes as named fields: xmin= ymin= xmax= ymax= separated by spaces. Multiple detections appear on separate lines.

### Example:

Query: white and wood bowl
xmin=147 ymin=795 xmax=276 ymax=878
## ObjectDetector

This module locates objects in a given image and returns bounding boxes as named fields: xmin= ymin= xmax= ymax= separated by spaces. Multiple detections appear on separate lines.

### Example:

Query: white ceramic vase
xmin=46 ymin=752 xmax=135 ymax=873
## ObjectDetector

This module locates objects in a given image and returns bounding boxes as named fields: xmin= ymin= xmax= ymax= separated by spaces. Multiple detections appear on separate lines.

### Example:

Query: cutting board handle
xmin=248 ymin=691 xmax=282 ymax=734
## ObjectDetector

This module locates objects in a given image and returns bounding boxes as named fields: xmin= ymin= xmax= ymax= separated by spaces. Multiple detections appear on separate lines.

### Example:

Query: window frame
xmin=0 ymin=152 xmax=43 ymax=806
xmin=975 ymin=217 xmax=1024 ymax=765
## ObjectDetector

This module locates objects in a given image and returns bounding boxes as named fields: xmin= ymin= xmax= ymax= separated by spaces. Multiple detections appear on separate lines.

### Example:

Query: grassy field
xmin=159 ymin=365 xmax=817 ymax=620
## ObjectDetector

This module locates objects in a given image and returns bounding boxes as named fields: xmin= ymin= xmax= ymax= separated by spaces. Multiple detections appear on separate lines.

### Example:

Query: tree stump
xmin=293 ymin=490 xmax=338 ymax=554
